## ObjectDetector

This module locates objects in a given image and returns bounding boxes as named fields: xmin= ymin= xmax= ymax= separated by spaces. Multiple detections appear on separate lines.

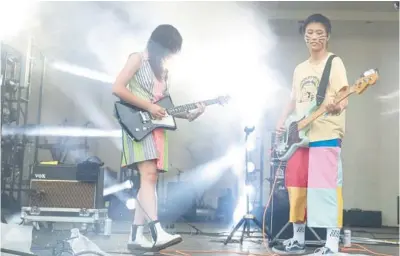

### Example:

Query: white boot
xmin=127 ymin=225 xmax=153 ymax=250
xmin=149 ymin=221 xmax=182 ymax=250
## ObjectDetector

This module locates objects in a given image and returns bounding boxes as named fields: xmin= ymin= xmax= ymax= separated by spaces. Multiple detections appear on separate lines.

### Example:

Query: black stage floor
xmin=8 ymin=221 xmax=400 ymax=256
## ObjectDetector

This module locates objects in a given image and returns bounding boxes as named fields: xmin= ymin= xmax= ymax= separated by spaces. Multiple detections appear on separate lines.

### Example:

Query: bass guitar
xmin=275 ymin=69 xmax=379 ymax=161
xmin=115 ymin=95 xmax=230 ymax=141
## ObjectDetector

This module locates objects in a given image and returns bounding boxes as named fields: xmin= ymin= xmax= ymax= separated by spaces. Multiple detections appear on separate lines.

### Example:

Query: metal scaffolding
xmin=0 ymin=38 xmax=38 ymax=207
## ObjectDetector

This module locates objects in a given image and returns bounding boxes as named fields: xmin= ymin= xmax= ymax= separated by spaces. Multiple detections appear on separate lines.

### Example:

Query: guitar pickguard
xmin=151 ymin=115 xmax=176 ymax=127
xmin=275 ymin=103 xmax=317 ymax=161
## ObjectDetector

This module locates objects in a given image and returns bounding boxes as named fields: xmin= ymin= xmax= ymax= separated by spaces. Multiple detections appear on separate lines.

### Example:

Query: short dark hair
xmin=300 ymin=14 xmax=332 ymax=35
xmin=149 ymin=24 xmax=182 ymax=54
xmin=147 ymin=24 xmax=183 ymax=80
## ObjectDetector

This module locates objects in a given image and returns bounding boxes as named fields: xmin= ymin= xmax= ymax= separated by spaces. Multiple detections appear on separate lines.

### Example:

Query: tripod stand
xmin=224 ymin=126 xmax=271 ymax=245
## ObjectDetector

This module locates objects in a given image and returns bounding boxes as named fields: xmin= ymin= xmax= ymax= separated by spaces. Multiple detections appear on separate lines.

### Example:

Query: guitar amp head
xmin=28 ymin=164 xmax=111 ymax=209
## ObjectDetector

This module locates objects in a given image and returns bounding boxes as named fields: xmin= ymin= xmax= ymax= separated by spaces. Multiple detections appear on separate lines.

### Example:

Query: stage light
xmin=244 ymin=126 xmax=255 ymax=133
xmin=103 ymin=180 xmax=133 ymax=196
xmin=125 ymin=198 xmax=136 ymax=210
xmin=245 ymin=185 xmax=254 ymax=196
xmin=246 ymin=139 xmax=255 ymax=151
xmin=245 ymin=126 xmax=256 ymax=151
xmin=247 ymin=161 xmax=255 ymax=173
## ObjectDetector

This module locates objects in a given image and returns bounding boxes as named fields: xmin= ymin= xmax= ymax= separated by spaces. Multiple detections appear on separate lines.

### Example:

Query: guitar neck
xmin=297 ymin=87 xmax=354 ymax=130
xmin=167 ymin=99 xmax=219 ymax=115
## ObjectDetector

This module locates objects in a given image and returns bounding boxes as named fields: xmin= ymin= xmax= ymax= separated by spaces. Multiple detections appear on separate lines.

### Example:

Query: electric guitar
xmin=115 ymin=95 xmax=230 ymax=141
xmin=275 ymin=69 xmax=379 ymax=161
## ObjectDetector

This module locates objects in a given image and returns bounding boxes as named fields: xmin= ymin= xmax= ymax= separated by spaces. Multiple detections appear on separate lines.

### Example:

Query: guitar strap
xmin=316 ymin=54 xmax=337 ymax=106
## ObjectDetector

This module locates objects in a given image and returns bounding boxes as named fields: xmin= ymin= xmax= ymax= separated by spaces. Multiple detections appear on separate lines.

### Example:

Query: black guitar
xmin=114 ymin=95 xmax=230 ymax=141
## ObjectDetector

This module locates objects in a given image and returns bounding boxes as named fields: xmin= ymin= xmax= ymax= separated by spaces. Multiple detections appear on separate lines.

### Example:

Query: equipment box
xmin=21 ymin=207 xmax=108 ymax=233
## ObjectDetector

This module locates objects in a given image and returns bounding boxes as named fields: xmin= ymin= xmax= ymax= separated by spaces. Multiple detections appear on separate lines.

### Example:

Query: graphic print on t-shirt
xmin=298 ymin=76 xmax=319 ymax=103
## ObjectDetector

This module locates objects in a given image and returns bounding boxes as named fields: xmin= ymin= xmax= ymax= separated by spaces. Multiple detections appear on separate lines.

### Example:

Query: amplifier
xmin=270 ymin=161 xmax=286 ymax=181
xmin=28 ymin=164 xmax=106 ymax=209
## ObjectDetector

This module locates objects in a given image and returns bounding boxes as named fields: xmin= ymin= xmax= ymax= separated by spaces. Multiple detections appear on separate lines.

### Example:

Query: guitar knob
xmin=143 ymin=127 xmax=147 ymax=131
xmin=135 ymin=128 xmax=140 ymax=132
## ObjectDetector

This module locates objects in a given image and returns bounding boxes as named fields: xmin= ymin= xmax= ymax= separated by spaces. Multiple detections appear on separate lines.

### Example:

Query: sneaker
xmin=272 ymin=238 xmax=306 ymax=255
xmin=312 ymin=247 xmax=336 ymax=255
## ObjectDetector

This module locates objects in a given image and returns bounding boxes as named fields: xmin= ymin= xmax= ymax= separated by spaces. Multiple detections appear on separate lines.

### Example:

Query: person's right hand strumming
xmin=148 ymin=104 xmax=166 ymax=120
xmin=275 ymin=119 xmax=286 ymax=137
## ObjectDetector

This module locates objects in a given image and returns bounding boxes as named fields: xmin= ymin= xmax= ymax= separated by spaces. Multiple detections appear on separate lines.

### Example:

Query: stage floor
xmin=27 ymin=221 xmax=399 ymax=256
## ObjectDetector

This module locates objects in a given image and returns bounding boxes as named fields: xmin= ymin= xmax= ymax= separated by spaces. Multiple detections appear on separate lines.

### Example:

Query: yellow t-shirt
xmin=291 ymin=53 xmax=349 ymax=142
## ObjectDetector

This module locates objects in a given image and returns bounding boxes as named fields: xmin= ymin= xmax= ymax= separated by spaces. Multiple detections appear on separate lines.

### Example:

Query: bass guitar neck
xmin=298 ymin=86 xmax=353 ymax=130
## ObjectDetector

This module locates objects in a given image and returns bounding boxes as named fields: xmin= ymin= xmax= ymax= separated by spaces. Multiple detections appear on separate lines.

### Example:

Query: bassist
xmin=112 ymin=24 xmax=205 ymax=251
xmin=273 ymin=14 xmax=349 ymax=255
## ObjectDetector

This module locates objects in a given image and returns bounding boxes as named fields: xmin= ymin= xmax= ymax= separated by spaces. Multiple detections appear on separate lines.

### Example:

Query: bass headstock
xmin=353 ymin=69 xmax=379 ymax=94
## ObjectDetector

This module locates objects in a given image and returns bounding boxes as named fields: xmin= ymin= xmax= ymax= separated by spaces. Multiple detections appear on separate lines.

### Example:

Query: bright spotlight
xmin=245 ymin=185 xmax=255 ymax=196
xmin=247 ymin=162 xmax=255 ymax=173
xmin=246 ymin=140 xmax=256 ymax=151
xmin=126 ymin=198 xmax=136 ymax=210
xmin=124 ymin=180 xmax=133 ymax=189
xmin=103 ymin=180 xmax=133 ymax=196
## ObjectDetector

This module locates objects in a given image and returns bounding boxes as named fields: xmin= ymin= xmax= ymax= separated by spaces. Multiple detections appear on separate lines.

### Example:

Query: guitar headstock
xmin=353 ymin=69 xmax=379 ymax=94
xmin=216 ymin=95 xmax=231 ymax=106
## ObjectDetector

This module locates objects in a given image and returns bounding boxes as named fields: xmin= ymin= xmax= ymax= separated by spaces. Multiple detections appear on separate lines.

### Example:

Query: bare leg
xmin=136 ymin=160 xmax=158 ymax=221
xmin=134 ymin=160 xmax=182 ymax=250
xmin=128 ymin=160 xmax=158 ymax=249
xmin=133 ymin=192 xmax=145 ymax=225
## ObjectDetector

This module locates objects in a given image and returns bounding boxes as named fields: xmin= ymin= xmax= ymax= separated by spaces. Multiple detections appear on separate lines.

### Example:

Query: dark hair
xmin=147 ymin=24 xmax=182 ymax=80
xmin=300 ymin=14 xmax=332 ymax=35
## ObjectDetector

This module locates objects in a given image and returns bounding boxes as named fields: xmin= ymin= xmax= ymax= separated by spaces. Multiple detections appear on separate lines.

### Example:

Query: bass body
xmin=275 ymin=104 xmax=316 ymax=161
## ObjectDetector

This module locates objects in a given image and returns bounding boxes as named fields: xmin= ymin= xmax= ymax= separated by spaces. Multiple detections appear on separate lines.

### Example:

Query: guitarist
xmin=112 ymin=24 xmax=205 ymax=251
xmin=273 ymin=14 xmax=349 ymax=255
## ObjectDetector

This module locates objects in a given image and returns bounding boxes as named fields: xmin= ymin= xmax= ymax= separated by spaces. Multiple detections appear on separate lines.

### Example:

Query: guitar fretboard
xmin=167 ymin=99 xmax=221 ymax=115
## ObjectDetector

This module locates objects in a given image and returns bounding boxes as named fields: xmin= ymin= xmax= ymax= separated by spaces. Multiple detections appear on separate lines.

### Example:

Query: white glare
xmin=51 ymin=61 xmax=115 ymax=84
xmin=246 ymin=140 xmax=256 ymax=151
xmin=247 ymin=162 xmax=256 ymax=173
xmin=0 ymin=1 xmax=37 ymax=40
xmin=103 ymin=180 xmax=133 ymax=196
xmin=2 ymin=126 xmax=121 ymax=138
xmin=126 ymin=199 xmax=136 ymax=210
xmin=84 ymin=2 xmax=280 ymax=131
xmin=233 ymin=192 xmax=253 ymax=223
xmin=245 ymin=185 xmax=255 ymax=195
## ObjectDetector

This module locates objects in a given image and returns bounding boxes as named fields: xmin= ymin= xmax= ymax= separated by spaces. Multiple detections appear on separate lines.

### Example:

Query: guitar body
xmin=114 ymin=96 xmax=177 ymax=142
xmin=275 ymin=104 xmax=317 ymax=161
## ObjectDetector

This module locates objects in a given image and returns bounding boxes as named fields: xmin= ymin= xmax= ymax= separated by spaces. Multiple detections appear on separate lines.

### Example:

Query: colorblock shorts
xmin=285 ymin=139 xmax=343 ymax=228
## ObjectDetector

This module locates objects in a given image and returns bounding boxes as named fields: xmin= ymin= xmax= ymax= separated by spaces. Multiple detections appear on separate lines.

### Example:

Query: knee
xmin=138 ymin=161 xmax=158 ymax=185
xmin=144 ymin=172 xmax=158 ymax=184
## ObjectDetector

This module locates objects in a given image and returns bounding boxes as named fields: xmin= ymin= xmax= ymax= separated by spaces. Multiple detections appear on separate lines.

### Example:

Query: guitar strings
xmin=282 ymin=89 xmax=351 ymax=139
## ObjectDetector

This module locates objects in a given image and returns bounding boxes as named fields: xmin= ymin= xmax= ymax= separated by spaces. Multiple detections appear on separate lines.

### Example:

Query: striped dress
xmin=120 ymin=52 xmax=169 ymax=172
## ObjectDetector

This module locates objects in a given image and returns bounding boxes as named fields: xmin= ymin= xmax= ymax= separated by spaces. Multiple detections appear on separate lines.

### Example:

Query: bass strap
xmin=316 ymin=54 xmax=337 ymax=106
